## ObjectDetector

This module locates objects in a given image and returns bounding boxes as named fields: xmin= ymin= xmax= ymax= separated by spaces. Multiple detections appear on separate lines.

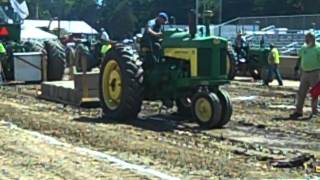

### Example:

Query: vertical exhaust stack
xmin=188 ymin=9 xmax=197 ymax=39
xmin=170 ymin=16 xmax=176 ymax=25
xmin=203 ymin=10 xmax=214 ymax=37
xmin=169 ymin=16 xmax=176 ymax=29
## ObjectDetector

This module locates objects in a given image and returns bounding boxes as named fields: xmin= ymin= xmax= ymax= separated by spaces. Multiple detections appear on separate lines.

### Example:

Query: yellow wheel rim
xmin=102 ymin=60 xmax=122 ymax=110
xmin=195 ymin=97 xmax=213 ymax=123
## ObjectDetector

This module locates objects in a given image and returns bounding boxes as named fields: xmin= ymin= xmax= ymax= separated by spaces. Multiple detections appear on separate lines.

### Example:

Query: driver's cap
xmin=159 ymin=12 xmax=169 ymax=23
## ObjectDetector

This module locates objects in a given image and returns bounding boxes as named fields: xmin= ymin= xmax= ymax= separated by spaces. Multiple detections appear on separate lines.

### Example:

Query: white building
xmin=23 ymin=20 xmax=98 ymax=35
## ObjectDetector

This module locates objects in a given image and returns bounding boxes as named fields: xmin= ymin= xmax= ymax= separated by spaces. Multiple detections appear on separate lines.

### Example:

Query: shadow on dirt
xmin=272 ymin=115 xmax=313 ymax=121
xmin=73 ymin=114 xmax=202 ymax=132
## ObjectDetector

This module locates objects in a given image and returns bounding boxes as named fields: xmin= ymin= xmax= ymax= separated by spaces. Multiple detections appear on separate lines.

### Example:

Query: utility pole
xmin=35 ymin=0 xmax=39 ymax=19
xmin=195 ymin=0 xmax=199 ymax=25
xmin=219 ymin=0 xmax=222 ymax=23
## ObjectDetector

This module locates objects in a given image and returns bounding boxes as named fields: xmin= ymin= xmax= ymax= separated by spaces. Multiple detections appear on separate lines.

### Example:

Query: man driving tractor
xmin=140 ymin=12 xmax=169 ymax=62
xmin=234 ymin=32 xmax=247 ymax=59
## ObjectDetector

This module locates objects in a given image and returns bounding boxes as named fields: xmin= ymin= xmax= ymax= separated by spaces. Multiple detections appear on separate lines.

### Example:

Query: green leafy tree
xmin=253 ymin=0 xmax=320 ymax=15
xmin=105 ymin=0 xmax=137 ymax=39
xmin=21 ymin=0 xmax=320 ymax=39
xmin=26 ymin=0 xmax=98 ymax=20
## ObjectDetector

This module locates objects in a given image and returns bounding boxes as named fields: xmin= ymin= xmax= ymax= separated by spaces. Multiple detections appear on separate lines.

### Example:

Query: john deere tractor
xmin=0 ymin=0 xmax=66 ymax=82
xmin=99 ymin=11 xmax=233 ymax=129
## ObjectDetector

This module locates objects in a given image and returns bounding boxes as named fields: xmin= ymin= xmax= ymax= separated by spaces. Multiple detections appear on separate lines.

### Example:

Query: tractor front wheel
xmin=99 ymin=45 xmax=144 ymax=120
xmin=192 ymin=92 xmax=222 ymax=129
xmin=216 ymin=89 xmax=233 ymax=128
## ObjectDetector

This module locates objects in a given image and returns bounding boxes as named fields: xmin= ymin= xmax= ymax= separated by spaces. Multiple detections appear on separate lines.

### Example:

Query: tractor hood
xmin=162 ymin=29 xmax=228 ymax=49
xmin=161 ymin=29 xmax=229 ymax=80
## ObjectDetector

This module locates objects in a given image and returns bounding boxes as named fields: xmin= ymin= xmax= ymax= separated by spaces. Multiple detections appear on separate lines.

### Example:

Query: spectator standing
xmin=100 ymin=28 xmax=110 ymax=42
xmin=263 ymin=43 xmax=283 ymax=86
xmin=290 ymin=32 xmax=320 ymax=119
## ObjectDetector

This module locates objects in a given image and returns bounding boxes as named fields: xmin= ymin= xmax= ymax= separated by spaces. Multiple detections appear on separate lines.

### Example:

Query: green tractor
xmin=232 ymin=39 xmax=271 ymax=80
xmin=99 ymin=11 xmax=232 ymax=129
xmin=0 ymin=0 xmax=22 ymax=42
xmin=246 ymin=47 xmax=270 ymax=80
xmin=0 ymin=0 xmax=66 ymax=82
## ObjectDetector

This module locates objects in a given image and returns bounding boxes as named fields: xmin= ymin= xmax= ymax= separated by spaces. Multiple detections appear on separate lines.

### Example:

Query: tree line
xmin=24 ymin=0 xmax=319 ymax=39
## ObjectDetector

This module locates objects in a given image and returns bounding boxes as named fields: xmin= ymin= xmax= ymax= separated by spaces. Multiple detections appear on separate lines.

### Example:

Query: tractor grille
xmin=198 ymin=49 xmax=212 ymax=77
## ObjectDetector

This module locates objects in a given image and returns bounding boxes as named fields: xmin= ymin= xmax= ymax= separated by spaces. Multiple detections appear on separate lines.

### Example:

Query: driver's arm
xmin=146 ymin=20 xmax=162 ymax=37
xmin=147 ymin=28 xmax=162 ymax=37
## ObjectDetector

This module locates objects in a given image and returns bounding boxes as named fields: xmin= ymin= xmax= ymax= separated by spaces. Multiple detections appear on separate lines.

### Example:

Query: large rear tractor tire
xmin=65 ymin=46 xmax=75 ymax=68
xmin=74 ymin=44 xmax=99 ymax=72
xmin=216 ymin=89 xmax=233 ymax=128
xmin=227 ymin=49 xmax=237 ymax=80
xmin=99 ymin=45 xmax=144 ymax=120
xmin=44 ymin=41 xmax=66 ymax=81
xmin=23 ymin=40 xmax=45 ymax=53
xmin=192 ymin=91 xmax=222 ymax=129
xmin=23 ymin=40 xmax=65 ymax=81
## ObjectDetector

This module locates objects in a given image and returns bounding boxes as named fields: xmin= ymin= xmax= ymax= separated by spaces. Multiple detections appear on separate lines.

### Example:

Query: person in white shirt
xmin=100 ymin=28 xmax=110 ymax=42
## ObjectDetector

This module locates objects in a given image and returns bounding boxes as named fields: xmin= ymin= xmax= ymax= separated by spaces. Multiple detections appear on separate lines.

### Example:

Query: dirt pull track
xmin=0 ymin=121 xmax=151 ymax=179
xmin=0 ymin=80 xmax=319 ymax=179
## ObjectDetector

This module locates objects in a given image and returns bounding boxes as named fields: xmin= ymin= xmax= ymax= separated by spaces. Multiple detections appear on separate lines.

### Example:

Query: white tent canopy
xmin=21 ymin=25 xmax=58 ymax=41
xmin=23 ymin=20 xmax=98 ymax=35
